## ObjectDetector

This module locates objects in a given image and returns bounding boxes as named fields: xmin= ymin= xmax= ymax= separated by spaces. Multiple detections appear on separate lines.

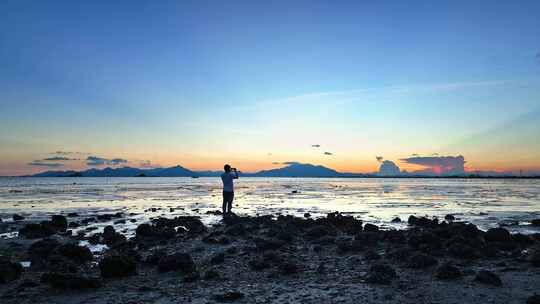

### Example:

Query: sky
xmin=1 ymin=0 xmax=539 ymax=176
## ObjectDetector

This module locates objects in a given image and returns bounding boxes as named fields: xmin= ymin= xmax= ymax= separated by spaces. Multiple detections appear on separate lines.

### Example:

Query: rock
xmin=527 ymin=294 xmax=540 ymax=304
xmin=445 ymin=214 xmax=456 ymax=221
xmin=436 ymin=263 xmax=462 ymax=280
xmin=248 ymin=257 xmax=271 ymax=271
xmin=447 ymin=241 xmax=477 ymax=259
xmin=366 ymin=264 xmax=397 ymax=285
xmin=306 ymin=225 xmax=331 ymax=239
xmin=408 ymin=215 xmax=438 ymax=227
xmin=278 ymin=261 xmax=301 ymax=275
xmin=19 ymin=223 xmax=56 ymax=239
xmin=407 ymin=253 xmax=438 ymax=269
xmin=213 ymin=291 xmax=244 ymax=302
xmin=135 ymin=223 xmax=155 ymax=237
xmin=363 ymin=223 xmax=379 ymax=232
xmin=391 ymin=217 xmax=401 ymax=223
xmin=225 ymin=223 xmax=247 ymax=236
xmin=41 ymin=272 xmax=101 ymax=289
xmin=67 ymin=213 xmax=79 ymax=217
xmin=474 ymin=270 xmax=502 ymax=286
xmin=0 ymin=258 xmax=23 ymax=283
xmin=68 ymin=222 xmax=80 ymax=228
xmin=28 ymin=238 xmax=61 ymax=264
xmin=254 ymin=238 xmax=286 ymax=251
xmin=485 ymin=228 xmax=511 ymax=243
xmin=114 ymin=219 xmax=126 ymax=224
xmin=54 ymin=243 xmax=93 ymax=264
xmin=304 ymin=213 xmax=311 ymax=218
xmin=364 ymin=250 xmax=381 ymax=261
xmin=210 ymin=252 xmax=225 ymax=265
xmin=203 ymin=268 xmax=221 ymax=280
xmin=17 ymin=280 xmax=40 ymax=289
xmin=99 ymin=255 xmax=136 ymax=278
xmin=51 ymin=215 xmax=68 ymax=231
xmin=157 ymin=253 xmax=196 ymax=273
xmin=12 ymin=214 xmax=25 ymax=221
xmin=531 ymin=219 xmax=540 ymax=227
xmin=529 ymin=250 xmax=540 ymax=267
xmin=102 ymin=225 xmax=126 ymax=245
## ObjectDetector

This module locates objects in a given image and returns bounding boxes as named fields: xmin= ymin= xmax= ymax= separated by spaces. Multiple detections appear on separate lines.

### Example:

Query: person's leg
xmin=222 ymin=191 xmax=227 ymax=215
xmin=227 ymin=192 xmax=234 ymax=214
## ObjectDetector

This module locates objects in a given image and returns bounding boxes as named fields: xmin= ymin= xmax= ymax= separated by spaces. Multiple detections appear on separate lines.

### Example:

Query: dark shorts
xmin=223 ymin=191 xmax=234 ymax=202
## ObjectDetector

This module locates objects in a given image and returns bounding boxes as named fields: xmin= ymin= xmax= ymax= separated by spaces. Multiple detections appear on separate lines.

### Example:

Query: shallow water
xmin=1 ymin=177 xmax=539 ymax=234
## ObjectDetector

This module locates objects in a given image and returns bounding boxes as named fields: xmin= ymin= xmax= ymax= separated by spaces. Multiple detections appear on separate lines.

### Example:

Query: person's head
xmin=224 ymin=164 xmax=231 ymax=173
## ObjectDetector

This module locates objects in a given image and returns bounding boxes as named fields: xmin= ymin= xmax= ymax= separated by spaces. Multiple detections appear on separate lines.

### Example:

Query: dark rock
xmin=306 ymin=225 xmax=331 ymax=239
xmin=12 ymin=214 xmax=25 ymax=221
xmin=17 ymin=280 xmax=40 ymax=289
xmin=447 ymin=240 xmax=478 ymax=259
xmin=41 ymin=272 xmax=101 ymax=289
xmin=530 ymin=250 xmax=540 ymax=267
xmin=391 ymin=217 xmax=401 ymax=223
xmin=278 ymin=261 xmax=301 ymax=275
xmin=364 ymin=250 xmax=381 ymax=260
xmin=206 ymin=210 xmax=223 ymax=215
xmin=444 ymin=214 xmax=456 ymax=221
xmin=408 ymin=215 xmax=438 ymax=227
xmin=0 ymin=258 xmax=23 ymax=283
xmin=102 ymin=225 xmax=126 ymax=245
xmin=28 ymin=238 xmax=61 ymax=263
xmin=436 ymin=263 xmax=462 ymax=280
xmin=336 ymin=237 xmax=364 ymax=252
xmin=407 ymin=253 xmax=437 ymax=269
xmin=210 ymin=252 xmax=226 ymax=265
xmin=68 ymin=222 xmax=80 ymax=228
xmin=99 ymin=255 xmax=136 ymax=278
xmin=54 ymin=243 xmax=93 ymax=264
xmin=363 ymin=223 xmax=379 ymax=232
xmin=19 ymin=223 xmax=56 ymax=239
xmin=225 ymin=223 xmax=247 ymax=236
xmin=531 ymin=219 xmax=540 ymax=227
xmin=157 ymin=253 xmax=196 ymax=273
xmin=475 ymin=270 xmax=502 ymax=286
xmin=213 ymin=291 xmax=244 ymax=302
xmin=409 ymin=232 xmax=442 ymax=250
xmin=135 ymin=223 xmax=155 ymax=237
xmin=366 ymin=264 xmax=397 ymax=285
xmin=67 ymin=213 xmax=79 ymax=217
xmin=204 ymin=268 xmax=221 ymax=280
xmin=248 ymin=257 xmax=271 ymax=271
xmin=304 ymin=213 xmax=311 ymax=218
xmin=183 ymin=272 xmax=200 ymax=282
xmin=51 ymin=215 xmax=68 ymax=231
xmin=254 ymin=238 xmax=286 ymax=251
xmin=527 ymin=294 xmax=540 ymax=304
xmin=485 ymin=228 xmax=511 ymax=243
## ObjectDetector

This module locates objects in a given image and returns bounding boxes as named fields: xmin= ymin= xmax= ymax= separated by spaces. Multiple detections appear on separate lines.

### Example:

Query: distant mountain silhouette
xmin=30 ymin=163 xmax=345 ymax=177
xmin=248 ymin=163 xmax=341 ymax=177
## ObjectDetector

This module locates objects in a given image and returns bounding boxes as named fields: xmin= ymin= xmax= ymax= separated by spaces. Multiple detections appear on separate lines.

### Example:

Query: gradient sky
xmin=1 ymin=0 xmax=540 ymax=176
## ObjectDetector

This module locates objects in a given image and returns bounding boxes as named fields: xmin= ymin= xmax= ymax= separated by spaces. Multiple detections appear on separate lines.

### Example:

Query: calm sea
xmin=1 ymin=177 xmax=539 ymax=234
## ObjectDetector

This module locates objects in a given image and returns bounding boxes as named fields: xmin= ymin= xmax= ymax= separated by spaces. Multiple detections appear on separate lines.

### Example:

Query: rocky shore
xmin=1 ymin=211 xmax=540 ymax=303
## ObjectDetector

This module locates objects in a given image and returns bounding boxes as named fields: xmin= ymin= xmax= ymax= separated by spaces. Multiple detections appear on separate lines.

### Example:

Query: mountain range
xmin=30 ymin=163 xmax=361 ymax=178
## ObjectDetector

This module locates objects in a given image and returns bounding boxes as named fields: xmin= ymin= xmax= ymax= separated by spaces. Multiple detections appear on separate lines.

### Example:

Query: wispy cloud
xmin=54 ymin=151 xmax=90 ymax=155
xmin=312 ymin=144 xmax=321 ymax=148
xmin=43 ymin=156 xmax=78 ymax=161
xmin=324 ymin=152 xmax=333 ymax=156
xmin=86 ymin=156 xmax=128 ymax=167
xmin=401 ymin=155 xmax=465 ymax=175
xmin=28 ymin=161 xmax=64 ymax=168
xmin=376 ymin=156 xmax=384 ymax=162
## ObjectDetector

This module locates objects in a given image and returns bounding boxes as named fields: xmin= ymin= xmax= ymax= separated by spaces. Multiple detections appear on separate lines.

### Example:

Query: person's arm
xmin=233 ymin=169 xmax=239 ymax=179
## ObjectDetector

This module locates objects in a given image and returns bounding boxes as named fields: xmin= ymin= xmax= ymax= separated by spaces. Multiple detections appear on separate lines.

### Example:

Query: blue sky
xmin=1 ymin=0 xmax=539 ymax=175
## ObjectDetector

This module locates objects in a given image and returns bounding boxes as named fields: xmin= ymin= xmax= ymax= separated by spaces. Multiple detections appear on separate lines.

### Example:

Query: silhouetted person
xmin=221 ymin=164 xmax=239 ymax=214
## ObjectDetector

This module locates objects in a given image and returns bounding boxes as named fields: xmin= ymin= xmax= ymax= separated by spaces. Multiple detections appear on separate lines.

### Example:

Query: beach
xmin=1 ymin=177 xmax=540 ymax=303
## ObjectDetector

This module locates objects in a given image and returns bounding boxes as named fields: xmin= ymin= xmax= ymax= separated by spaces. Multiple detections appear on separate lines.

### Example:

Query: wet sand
xmin=1 ymin=210 xmax=540 ymax=304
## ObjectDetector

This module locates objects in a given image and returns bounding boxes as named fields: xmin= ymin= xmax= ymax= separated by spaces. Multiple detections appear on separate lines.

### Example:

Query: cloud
xmin=86 ymin=156 xmax=107 ymax=166
xmin=412 ymin=153 xmax=419 ymax=156
xmin=139 ymin=160 xmax=154 ymax=168
xmin=324 ymin=152 xmax=333 ymax=155
xmin=536 ymin=51 xmax=540 ymax=59
xmin=401 ymin=155 xmax=465 ymax=175
xmin=283 ymin=161 xmax=301 ymax=165
xmin=28 ymin=161 xmax=64 ymax=168
xmin=376 ymin=156 xmax=384 ymax=162
xmin=311 ymin=144 xmax=320 ymax=148
xmin=109 ymin=158 xmax=128 ymax=165
xmin=432 ymin=153 xmax=439 ymax=156
xmin=54 ymin=151 xmax=89 ymax=155
xmin=272 ymin=162 xmax=280 ymax=165
xmin=378 ymin=160 xmax=400 ymax=176
xmin=42 ymin=156 xmax=78 ymax=161
xmin=86 ymin=156 xmax=128 ymax=167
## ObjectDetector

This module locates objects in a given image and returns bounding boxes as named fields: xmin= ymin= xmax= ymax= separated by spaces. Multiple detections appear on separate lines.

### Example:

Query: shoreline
xmin=1 ymin=212 xmax=540 ymax=303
